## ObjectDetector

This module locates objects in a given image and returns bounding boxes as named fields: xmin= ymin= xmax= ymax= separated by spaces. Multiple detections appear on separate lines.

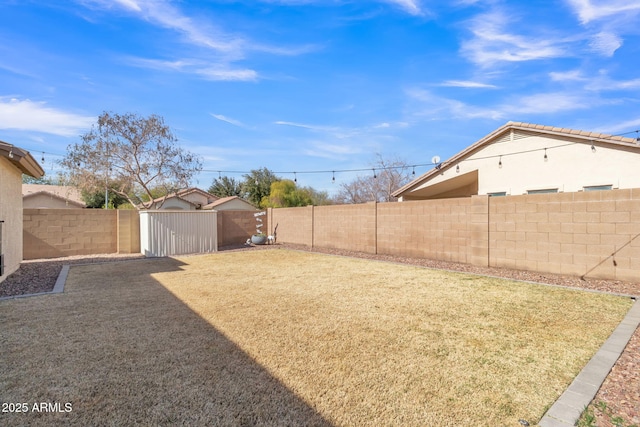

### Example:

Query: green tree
xmin=81 ymin=188 xmax=128 ymax=209
xmin=61 ymin=111 xmax=202 ymax=209
xmin=242 ymin=168 xmax=280 ymax=208
xmin=208 ymin=176 xmax=243 ymax=198
xmin=22 ymin=174 xmax=62 ymax=185
xmin=262 ymin=180 xmax=314 ymax=208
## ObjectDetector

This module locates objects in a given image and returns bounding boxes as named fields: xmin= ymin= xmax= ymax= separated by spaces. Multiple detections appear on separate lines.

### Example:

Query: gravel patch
xmin=0 ymin=253 xmax=146 ymax=298
xmin=1 ymin=244 xmax=638 ymax=424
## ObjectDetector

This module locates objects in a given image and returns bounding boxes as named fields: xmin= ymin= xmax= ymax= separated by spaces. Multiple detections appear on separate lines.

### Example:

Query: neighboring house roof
xmin=0 ymin=141 xmax=45 ymax=178
xmin=149 ymin=187 xmax=219 ymax=209
xmin=22 ymin=184 xmax=85 ymax=205
xmin=393 ymin=121 xmax=640 ymax=199
xmin=202 ymin=196 xmax=257 ymax=210
xmin=23 ymin=191 xmax=86 ymax=208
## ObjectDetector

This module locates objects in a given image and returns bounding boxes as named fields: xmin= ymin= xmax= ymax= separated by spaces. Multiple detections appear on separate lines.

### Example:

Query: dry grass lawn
xmin=0 ymin=249 xmax=632 ymax=426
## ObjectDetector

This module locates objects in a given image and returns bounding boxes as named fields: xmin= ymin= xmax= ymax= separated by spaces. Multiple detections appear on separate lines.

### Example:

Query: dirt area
xmin=1 ymin=244 xmax=638 ymax=425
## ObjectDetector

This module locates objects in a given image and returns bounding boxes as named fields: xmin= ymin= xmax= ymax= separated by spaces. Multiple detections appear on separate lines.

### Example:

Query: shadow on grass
xmin=0 ymin=257 xmax=333 ymax=426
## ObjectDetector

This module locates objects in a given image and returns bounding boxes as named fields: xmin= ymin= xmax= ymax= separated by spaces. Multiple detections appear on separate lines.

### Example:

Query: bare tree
xmin=61 ymin=112 xmax=202 ymax=209
xmin=333 ymin=154 xmax=412 ymax=204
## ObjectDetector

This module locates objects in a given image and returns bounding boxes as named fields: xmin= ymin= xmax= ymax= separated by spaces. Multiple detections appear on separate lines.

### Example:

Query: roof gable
xmin=393 ymin=121 xmax=640 ymax=198
xmin=23 ymin=191 xmax=86 ymax=208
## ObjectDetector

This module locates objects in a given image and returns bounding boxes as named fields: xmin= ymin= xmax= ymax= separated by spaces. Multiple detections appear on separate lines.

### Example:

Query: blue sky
xmin=1 ymin=0 xmax=639 ymax=196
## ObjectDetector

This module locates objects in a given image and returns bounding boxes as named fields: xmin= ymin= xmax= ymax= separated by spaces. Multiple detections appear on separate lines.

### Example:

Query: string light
xmin=11 ymin=125 xmax=638 ymax=183
xmin=332 ymin=171 xmax=335 ymax=183
xmin=456 ymin=164 xmax=460 ymax=173
xmin=544 ymin=148 xmax=548 ymax=161
xmin=373 ymin=168 xmax=377 ymax=179
xmin=412 ymin=166 xmax=415 ymax=176
xmin=294 ymin=172 xmax=297 ymax=183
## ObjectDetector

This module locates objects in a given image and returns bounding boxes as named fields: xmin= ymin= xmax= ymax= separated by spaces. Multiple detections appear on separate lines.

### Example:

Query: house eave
xmin=392 ymin=121 xmax=640 ymax=199
xmin=0 ymin=141 xmax=45 ymax=178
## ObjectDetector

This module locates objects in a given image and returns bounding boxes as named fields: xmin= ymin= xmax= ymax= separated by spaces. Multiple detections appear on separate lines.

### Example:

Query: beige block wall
xmin=117 ymin=210 xmax=140 ymax=254
xmin=217 ymin=210 xmax=266 ymax=247
xmin=23 ymin=209 xmax=118 ymax=259
xmin=313 ymin=203 xmax=377 ymax=253
xmin=269 ymin=206 xmax=314 ymax=246
xmin=0 ymin=157 xmax=24 ymax=282
xmin=14 ymin=190 xmax=640 ymax=282
xmin=489 ymin=189 xmax=640 ymax=281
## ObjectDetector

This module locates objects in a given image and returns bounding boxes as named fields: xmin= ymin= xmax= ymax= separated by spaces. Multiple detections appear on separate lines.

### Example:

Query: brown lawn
xmin=0 ymin=249 xmax=632 ymax=426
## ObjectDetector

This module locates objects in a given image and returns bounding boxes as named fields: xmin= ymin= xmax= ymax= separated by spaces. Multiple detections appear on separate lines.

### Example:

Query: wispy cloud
xmin=0 ymin=98 xmax=94 ymax=137
xmin=211 ymin=114 xmax=245 ymax=127
xmin=549 ymin=70 xmax=586 ymax=82
xmin=549 ymin=69 xmax=640 ymax=91
xmin=508 ymin=92 xmax=592 ymax=114
xmin=382 ymin=0 xmax=424 ymax=16
xmin=565 ymin=0 xmax=640 ymax=57
xmin=594 ymin=117 xmax=640 ymax=135
xmin=565 ymin=0 xmax=640 ymax=24
xmin=406 ymin=88 xmax=594 ymax=121
xmin=588 ymin=31 xmax=622 ymax=56
xmin=79 ymin=0 xmax=315 ymax=81
xmin=405 ymin=88 xmax=503 ymax=120
xmin=125 ymin=57 xmax=258 ymax=81
xmin=440 ymin=80 xmax=498 ymax=89
xmin=460 ymin=11 xmax=568 ymax=67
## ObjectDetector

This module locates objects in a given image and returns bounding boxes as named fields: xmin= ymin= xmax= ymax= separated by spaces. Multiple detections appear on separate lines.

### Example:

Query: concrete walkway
xmin=539 ymin=297 xmax=640 ymax=427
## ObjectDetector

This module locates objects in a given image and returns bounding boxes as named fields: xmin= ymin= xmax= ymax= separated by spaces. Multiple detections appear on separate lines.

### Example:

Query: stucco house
xmin=151 ymin=188 xmax=218 ymax=210
xmin=393 ymin=122 xmax=640 ymax=201
xmin=1 ymin=141 xmax=44 ymax=283
xmin=203 ymin=196 xmax=257 ymax=211
xmin=23 ymin=184 xmax=85 ymax=209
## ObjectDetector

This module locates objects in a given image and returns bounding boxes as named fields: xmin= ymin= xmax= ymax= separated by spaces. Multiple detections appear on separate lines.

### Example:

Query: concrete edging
xmin=0 ymin=264 xmax=70 ymax=301
xmin=539 ymin=297 xmax=640 ymax=426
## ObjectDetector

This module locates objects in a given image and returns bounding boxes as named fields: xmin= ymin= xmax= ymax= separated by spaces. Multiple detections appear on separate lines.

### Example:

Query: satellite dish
xmin=431 ymin=155 xmax=440 ymax=164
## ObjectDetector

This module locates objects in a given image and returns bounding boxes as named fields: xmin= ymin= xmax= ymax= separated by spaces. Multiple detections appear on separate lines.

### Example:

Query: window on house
xmin=527 ymin=188 xmax=558 ymax=195
xmin=487 ymin=192 xmax=507 ymax=197
xmin=584 ymin=185 xmax=613 ymax=192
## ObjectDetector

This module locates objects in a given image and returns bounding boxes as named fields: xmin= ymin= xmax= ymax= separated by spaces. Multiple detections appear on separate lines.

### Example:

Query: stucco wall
xmin=0 ymin=157 xmax=23 ymax=282
xmin=410 ymin=131 xmax=640 ymax=198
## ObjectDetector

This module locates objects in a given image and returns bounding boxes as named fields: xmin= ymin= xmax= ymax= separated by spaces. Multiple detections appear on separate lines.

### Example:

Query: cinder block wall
xmin=377 ymin=196 xmax=487 ymax=265
xmin=117 ymin=210 xmax=140 ymax=254
xmin=269 ymin=189 xmax=639 ymax=282
xmin=313 ymin=203 xmax=377 ymax=253
xmin=23 ymin=209 xmax=118 ymax=259
xmin=269 ymin=206 xmax=313 ymax=246
xmin=217 ymin=210 xmax=267 ymax=247
xmin=489 ymin=189 xmax=640 ymax=281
